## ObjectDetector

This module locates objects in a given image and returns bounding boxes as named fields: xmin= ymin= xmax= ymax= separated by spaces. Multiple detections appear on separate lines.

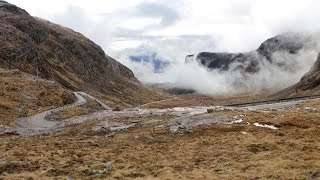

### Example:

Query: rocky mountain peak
xmin=257 ymin=32 xmax=305 ymax=60
xmin=0 ymin=1 xmax=28 ymax=15
xmin=185 ymin=32 xmax=316 ymax=75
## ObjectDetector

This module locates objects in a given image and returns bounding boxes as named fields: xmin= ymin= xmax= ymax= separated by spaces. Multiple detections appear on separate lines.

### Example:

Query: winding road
xmin=11 ymin=92 xmax=319 ymax=136
xmin=15 ymin=92 xmax=111 ymax=136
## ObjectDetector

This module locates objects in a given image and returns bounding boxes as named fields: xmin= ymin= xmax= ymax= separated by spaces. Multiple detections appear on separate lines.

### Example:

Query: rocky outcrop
xmin=257 ymin=33 xmax=305 ymax=61
xmin=0 ymin=1 xmax=164 ymax=107
xmin=0 ymin=0 xmax=28 ymax=15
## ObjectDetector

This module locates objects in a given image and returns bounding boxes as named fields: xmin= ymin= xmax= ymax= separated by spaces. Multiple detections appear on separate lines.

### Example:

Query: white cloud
xmin=10 ymin=0 xmax=320 ymax=52
xmin=8 ymin=0 xmax=320 ymax=94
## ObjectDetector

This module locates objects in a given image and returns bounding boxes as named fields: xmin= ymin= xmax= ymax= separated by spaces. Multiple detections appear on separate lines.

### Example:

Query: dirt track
xmin=14 ymin=92 xmax=111 ymax=136
xmin=12 ymin=93 xmax=319 ymax=136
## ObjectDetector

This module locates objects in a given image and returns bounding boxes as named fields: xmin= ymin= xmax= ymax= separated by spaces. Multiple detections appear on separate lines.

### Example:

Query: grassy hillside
xmin=0 ymin=1 xmax=166 ymax=108
xmin=0 ymin=68 xmax=74 ymax=125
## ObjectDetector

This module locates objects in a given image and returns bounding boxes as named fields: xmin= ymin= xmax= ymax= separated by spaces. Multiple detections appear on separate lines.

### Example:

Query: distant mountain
xmin=147 ymin=82 xmax=196 ymax=95
xmin=186 ymin=32 xmax=315 ymax=73
xmin=130 ymin=53 xmax=170 ymax=73
xmin=0 ymin=1 xmax=165 ymax=107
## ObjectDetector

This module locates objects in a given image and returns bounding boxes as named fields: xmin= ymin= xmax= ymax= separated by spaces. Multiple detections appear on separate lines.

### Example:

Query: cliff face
xmin=186 ymin=33 xmax=313 ymax=74
xmin=0 ymin=1 xmax=164 ymax=107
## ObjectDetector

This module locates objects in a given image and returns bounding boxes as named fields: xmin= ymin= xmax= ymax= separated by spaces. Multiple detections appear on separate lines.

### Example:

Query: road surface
xmin=11 ymin=92 xmax=319 ymax=136
xmin=15 ymin=92 xmax=111 ymax=136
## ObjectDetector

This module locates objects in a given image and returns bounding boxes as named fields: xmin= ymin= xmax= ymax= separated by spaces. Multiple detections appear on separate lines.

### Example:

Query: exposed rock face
xmin=0 ymin=0 xmax=28 ymax=15
xmin=186 ymin=33 xmax=313 ymax=74
xmin=0 ymin=1 xmax=164 ymax=107
xmin=257 ymin=33 xmax=305 ymax=60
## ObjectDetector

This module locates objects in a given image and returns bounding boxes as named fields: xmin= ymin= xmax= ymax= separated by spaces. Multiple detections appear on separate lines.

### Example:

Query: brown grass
xmin=0 ymin=68 xmax=74 ymax=125
xmin=1 ymin=99 xmax=320 ymax=179
xmin=48 ymin=99 xmax=104 ymax=121
xmin=142 ymin=92 xmax=271 ymax=109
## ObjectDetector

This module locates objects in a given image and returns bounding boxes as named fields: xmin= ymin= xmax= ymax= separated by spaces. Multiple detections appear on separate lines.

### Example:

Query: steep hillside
xmin=0 ymin=1 xmax=165 ymax=107
xmin=186 ymin=32 xmax=316 ymax=73
xmin=274 ymin=52 xmax=320 ymax=98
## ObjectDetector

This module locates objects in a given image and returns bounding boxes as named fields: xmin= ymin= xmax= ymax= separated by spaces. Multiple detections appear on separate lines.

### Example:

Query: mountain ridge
xmin=186 ymin=32 xmax=317 ymax=73
xmin=0 ymin=1 xmax=165 ymax=107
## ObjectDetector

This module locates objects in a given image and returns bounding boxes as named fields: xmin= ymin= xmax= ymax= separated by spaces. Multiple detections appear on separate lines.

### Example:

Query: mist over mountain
xmin=187 ymin=32 xmax=309 ymax=72
xmin=10 ymin=0 xmax=320 ymax=97
xmin=274 ymin=52 xmax=320 ymax=98
xmin=3 ymin=2 xmax=320 ymax=179
xmin=180 ymin=32 xmax=320 ymax=94
xmin=3 ymin=0 xmax=320 ymax=97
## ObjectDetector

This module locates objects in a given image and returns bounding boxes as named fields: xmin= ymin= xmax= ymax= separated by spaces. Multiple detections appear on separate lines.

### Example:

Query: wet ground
xmin=6 ymin=92 xmax=319 ymax=136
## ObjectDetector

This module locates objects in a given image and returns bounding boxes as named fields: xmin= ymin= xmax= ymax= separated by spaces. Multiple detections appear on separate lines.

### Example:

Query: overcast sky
xmin=9 ymin=0 xmax=320 ymax=83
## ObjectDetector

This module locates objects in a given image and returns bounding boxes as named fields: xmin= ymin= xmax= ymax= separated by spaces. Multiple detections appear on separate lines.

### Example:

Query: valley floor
xmin=142 ymin=92 xmax=271 ymax=109
xmin=1 ymin=97 xmax=320 ymax=179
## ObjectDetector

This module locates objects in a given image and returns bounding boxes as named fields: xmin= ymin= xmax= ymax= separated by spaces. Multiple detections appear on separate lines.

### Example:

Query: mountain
xmin=273 ymin=52 xmax=320 ymax=98
xmin=147 ymin=82 xmax=196 ymax=95
xmin=130 ymin=53 xmax=170 ymax=73
xmin=0 ymin=1 xmax=165 ymax=107
xmin=186 ymin=32 xmax=315 ymax=73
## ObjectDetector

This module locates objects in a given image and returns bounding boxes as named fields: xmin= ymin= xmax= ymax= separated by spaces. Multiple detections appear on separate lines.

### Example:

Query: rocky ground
xmin=1 ymin=98 xmax=320 ymax=179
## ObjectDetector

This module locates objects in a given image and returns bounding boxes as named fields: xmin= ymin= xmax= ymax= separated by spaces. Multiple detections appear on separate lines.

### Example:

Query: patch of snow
xmin=253 ymin=122 xmax=278 ymax=130
xmin=304 ymin=107 xmax=316 ymax=111
xmin=233 ymin=119 xmax=243 ymax=123
xmin=241 ymin=131 xmax=248 ymax=135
